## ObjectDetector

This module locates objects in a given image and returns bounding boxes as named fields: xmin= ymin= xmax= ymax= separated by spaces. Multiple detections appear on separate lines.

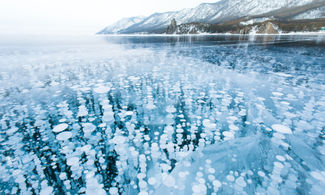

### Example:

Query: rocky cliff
xmin=166 ymin=19 xmax=178 ymax=34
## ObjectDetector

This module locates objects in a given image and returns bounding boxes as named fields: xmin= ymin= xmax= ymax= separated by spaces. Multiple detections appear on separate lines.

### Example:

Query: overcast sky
xmin=0 ymin=0 xmax=218 ymax=35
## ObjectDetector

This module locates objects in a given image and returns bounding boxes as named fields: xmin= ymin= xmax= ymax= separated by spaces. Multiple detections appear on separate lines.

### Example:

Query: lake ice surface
xmin=0 ymin=35 xmax=325 ymax=194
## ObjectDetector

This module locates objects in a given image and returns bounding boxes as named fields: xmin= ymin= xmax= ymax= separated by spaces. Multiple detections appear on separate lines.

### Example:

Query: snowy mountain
xmin=97 ymin=16 xmax=145 ymax=34
xmin=293 ymin=5 xmax=325 ymax=19
xmin=98 ymin=0 xmax=324 ymax=34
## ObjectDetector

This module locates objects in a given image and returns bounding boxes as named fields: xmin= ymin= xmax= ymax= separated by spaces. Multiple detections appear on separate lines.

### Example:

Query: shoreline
xmin=97 ymin=32 xmax=325 ymax=37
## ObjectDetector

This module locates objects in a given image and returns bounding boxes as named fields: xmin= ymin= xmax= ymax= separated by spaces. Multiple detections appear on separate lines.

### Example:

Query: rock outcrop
xmin=257 ymin=22 xmax=279 ymax=34
xmin=166 ymin=19 xmax=178 ymax=34
xmin=240 ymin=21 xmax=279 ymax=34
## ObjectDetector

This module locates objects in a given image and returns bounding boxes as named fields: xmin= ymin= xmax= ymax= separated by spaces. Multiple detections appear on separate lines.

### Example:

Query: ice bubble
xmin=283 ymin=112 xmax=297 ymax=118
xmin=226 ymin=175 xmax=235 ymax=182
xmin=94 ymin=86 xmax=110 ymax=94
xmin=227 ymin=116 xmax=238 ymax=121
xmin=148 ymin=177 xmax=156 ymax=185
xmin=276 ymin=73 xmax=292 ymax=77
xmin=79 ymin=87 xmax=90 ymax=92
xmin=6 ymin=127 xmax=18 ymax=136
xmin=166 ymin=106 xmax=176 ymax=113
xmin=192 ymin=184 xmax=207 ymax=193
xmin=202 ymin=119 xmax=210 ymax=126
xmin=59 ymin=173 xmax=67 ymax=180
xmin=274 ymin=162 xmax=284 ymax=169
xmin=109 ymin=187 xmax=118 ymax=195
xmin=203 ymin=119 xmax=217 ymax=129
xmin=128 ymin=76 xmax=139 ymax=81
xmin=265 ymin=127 xmax=272 ymax=132
xmin=281 ymin=142 xmax=289 ymax=149
xmin=258 ymin=171 xmax=265 ymax=177
xmin=276 ymin=155 xmax=286 ymax=162
xmin=208 ymin=175 xmax=215 ymax=181
xmin=212 ymin=180 xmax=221 ymax=188
xmin=112 ymin=136 xmax=127 ymax=145
xmin=273 ymin=133 xmax=285 ymax=139
xmin=178 ymin=172 xmax=187 ymax=178
xmin=272 ymin=92 xmax=283 ymax=97
xmin=64 ymin=180 xmax=71 ymax=190
xmin=280 ymin=101 xmax=290 ymax=106
xmin=198 ymin=100 xmax=205 ymax=104
xmin=208 ymin=168 xmax=216 ymax=174
xmin=257 ymin=97 xmax=265 ymax=101
xmin=81 ymin=145 xmax=92 ymax=153
xmin=146 ymin=103 xmax=156 ymax=110
xmin=151 ymin=143 xmax=159 ymax=151
xmin=270 ymin=175 xmax=283 ymax=183
xmin=40 ymin=186 xmax=53 ymax=195
xmin=223 ymin=131 xmax=234 ymax=139
xmin=310 ymin=171 xmax=325 ymax=182
xmin=164 ymin=125 xmax=174 ymax=134
xmin=137 ymin=173 xmax=146 ymax=180
xmin=271 ymin=124 xmax=292 ymax=134
xmin=197 ymin=172 xmax=204 ymax=177
xmin=78 ymin=106 xmax=88 ymax=117
xmin=139 ymin=154 xmax=146 ymax=162
xmin=238 ymin=110 xmax=246 ymax=116
xmin=57 ymin=132 xmax=72 ymax=141
xmin=139 ymin=191 xmax=149 ymax=195
xmin=161 ymin=164 xmax=171 ymax=172
xmin=82 ymin=123 xmax=96 ymax=134
xmin=53 ymin=123 xmax=68 ymax=133
xmin=163 ymin=175 xmax=175 ymax=187
xmin=139 ymin=180 xmax=147 ymax=189
xmin=176 ymin=128 xmax=184 ymax=133
xmin=229 ymin=124 xmax=239 ymax=131
xmin=67 ymin=157 xmax=79 ymax=166
xmin=98 ymin=123 xmax=106 ymax=128
xmin=198 ymin=178 xmax=206 ymax=184
xmin=235 ymin=177 xmax=247 ymax=187
xmin=125 ymin=111 xmax=134 ymax=116
xmin=103 ymin=111 xmax=114 ymax=121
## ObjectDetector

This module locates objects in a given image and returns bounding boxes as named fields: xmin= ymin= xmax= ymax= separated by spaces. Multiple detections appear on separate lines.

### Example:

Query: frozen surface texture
xmin=0 ymin=35 xmax=324 ymax=194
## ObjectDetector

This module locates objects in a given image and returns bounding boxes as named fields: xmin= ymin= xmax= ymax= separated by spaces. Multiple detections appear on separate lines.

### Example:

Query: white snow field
xmin=0 ymin=35 xmax=324 ymax=194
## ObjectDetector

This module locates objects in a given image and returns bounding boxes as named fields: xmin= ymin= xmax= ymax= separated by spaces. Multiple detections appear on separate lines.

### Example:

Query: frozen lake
xmin=0 ymin=35 xmax=325 ymax=194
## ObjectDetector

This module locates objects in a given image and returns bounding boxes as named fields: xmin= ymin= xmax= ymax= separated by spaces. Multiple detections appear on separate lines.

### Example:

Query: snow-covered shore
xmin=97 ymin=31 xmax=325 ymax=36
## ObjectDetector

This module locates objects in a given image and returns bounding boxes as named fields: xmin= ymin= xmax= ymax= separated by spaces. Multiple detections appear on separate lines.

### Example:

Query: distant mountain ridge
xmin=98 ymin=0 xmax=325 ymax=34
xmin=98 ymin=16 xmax=146 ymax=34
